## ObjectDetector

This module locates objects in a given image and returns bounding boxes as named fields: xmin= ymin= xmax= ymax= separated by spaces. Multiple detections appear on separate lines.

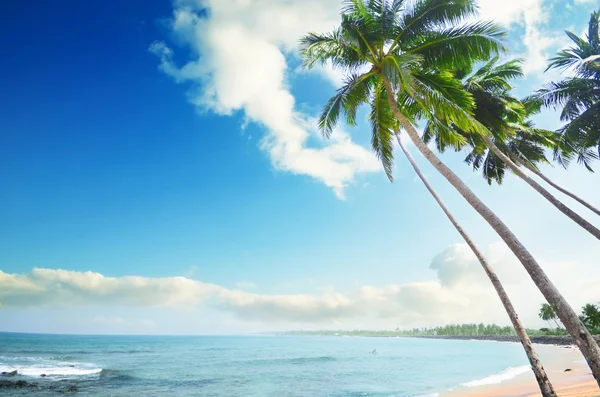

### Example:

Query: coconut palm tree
xmin=581 ymin=304 xmax=600 ymax=335
xmin=396 ymin=132 xmax=555 ymax=396
xmin=422 ymin=57 xmax=600 ymax=220
xmin=536 ymin=11 xmax=600 ymax=159
xmin=539 ymin=303 xmax=561 ymax=329
xmin=299 ymin=0 xmax=600 ymax=386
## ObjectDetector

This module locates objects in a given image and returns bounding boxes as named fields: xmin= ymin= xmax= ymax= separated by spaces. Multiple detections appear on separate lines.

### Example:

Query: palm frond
xmin=318 ymin=72 xmax=376 ymax=137
xmin=369 ymin=80 xmax=396 ymax=180
xmin=380 ymin=53 xmax=423 ymax=92
xmin=299 ymin=28 xmax=364 ymax=71
xmin=413 ymin=71 xmax=490 ymax=136
xmin=391 ymin=0 xmax=479 ymax=52
xmin=405 ymin=21 xmax=507 ymax=70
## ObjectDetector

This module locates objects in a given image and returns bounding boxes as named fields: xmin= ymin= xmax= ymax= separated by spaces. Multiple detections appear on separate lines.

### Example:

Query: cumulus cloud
xmin=149 ymin=0 xmax=380 ymax=199
xmin=0 ymin=268 xmax=220 ymax=308
xmin=476 ymin=0 xmax=558 ymax=75
xmin=2 ymin=243 xmax=598 ymax=330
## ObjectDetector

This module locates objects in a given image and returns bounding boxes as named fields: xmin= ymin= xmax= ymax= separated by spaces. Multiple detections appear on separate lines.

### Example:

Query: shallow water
xmin=0 ymin=333 xmax=535 ymax=396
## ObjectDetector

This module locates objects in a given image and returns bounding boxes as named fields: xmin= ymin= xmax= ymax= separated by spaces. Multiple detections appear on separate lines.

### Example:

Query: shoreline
xmin=404 ymin=334 xmax=599 ymax=346
xmin=285 ymin=332 xmax=600 ymax=346
xmin=442 ymin=343 xmax=599 ymax=397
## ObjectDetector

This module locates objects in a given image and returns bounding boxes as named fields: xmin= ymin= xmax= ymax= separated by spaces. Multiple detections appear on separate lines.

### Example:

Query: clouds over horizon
xmin=2 ymin=242 xmax=598 ymax=333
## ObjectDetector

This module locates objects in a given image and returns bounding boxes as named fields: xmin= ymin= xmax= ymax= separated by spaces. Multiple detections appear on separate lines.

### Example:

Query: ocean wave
xmin=0 ymin=364 xmax=102 ymax=378
xmin=49 ymin=356 xmax=75 ymax=361
xmin=288 ymin=356 xmax=336 ymax=364
xmin=461 ymin=366 xmax=530 ymax=387
xmin=243 ymin=355 xmax=337 ymax=366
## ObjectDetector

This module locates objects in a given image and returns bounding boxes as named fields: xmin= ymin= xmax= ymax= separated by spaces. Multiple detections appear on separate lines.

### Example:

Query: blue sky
xmin=0 ymin=0 xmax=598 ymax=335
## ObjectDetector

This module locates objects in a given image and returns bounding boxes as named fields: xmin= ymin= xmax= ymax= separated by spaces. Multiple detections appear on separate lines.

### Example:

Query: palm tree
xmin=423 ymin=57 xmax=600 ymax=222
xmin=581 ymin=304 xmax=600 ymax=335
xmin=299 ymin=0 xmax=600 ymax=386
xmin=397 ymin=132 xmax=555 ymax=396
xmin=539 ymin=303 xmax=560 ymax=329
xmin=536 ymin=11 xmax=600 ymax=159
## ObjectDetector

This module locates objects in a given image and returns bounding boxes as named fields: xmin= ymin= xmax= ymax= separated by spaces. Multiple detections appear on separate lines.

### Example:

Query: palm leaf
xmin=405 ymin=21 xmax=506 ymax=70
xmin=369 ymin=80 xmax=396 ymax=180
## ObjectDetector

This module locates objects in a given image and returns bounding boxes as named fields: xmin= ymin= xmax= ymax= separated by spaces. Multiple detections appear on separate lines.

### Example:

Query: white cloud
xmin=1 ymin=242 xmax=598 ymax=331
xmin=150 ymin=0 xmax=380 ymax=199
xmin=476 ymin=0 xmax=557 ymax=75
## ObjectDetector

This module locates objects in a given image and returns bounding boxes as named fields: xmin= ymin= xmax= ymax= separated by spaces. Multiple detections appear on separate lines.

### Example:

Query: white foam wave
xmin=0 ymin=364 xmax=102 ymax=377
xmin=461 ymin=365 xmax=530 ymax=387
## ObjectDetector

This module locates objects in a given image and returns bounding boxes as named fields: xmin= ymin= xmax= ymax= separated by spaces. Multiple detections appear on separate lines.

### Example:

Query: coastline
xmin=442 ymin=343 xmax=600 ymax=397
xmin=282 ymin=332 xmax=600 ymax=347
xmin=405 ymin=335 xmax=600 ymax=346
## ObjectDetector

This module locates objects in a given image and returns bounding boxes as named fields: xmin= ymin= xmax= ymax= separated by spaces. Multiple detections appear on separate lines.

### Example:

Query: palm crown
xmin=421 ymin=57 xmax=561 ymax=184
xmin=299 ymin=0 xmax=505 ymax=180
xmin=536 ymin=11 xmax=600 ymax=163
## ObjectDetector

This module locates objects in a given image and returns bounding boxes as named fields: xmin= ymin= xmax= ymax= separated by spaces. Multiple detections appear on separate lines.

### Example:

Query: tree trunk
xmin=395 ymin=132 xmax=557 ymax=397
xmin=553 ymin=318 xmax=562 ymax=330
xmin=481 ymin=135 xmax=600 ymax=240
xmin=513 ymin=157 xmax=600 ymax=217
xmin=383 ymin=78 xmax=600 ymax=388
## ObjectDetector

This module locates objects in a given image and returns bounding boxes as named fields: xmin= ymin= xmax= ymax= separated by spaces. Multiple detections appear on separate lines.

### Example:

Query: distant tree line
xmin=285 ymin=303 xmax=600 ymax=338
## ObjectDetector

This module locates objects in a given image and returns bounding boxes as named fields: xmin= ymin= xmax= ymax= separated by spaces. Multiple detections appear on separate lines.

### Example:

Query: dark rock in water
xmin=0 ymin=380 xmax=15 ymax=388
xmin=69 ymin=365 xmax=75 ymax=367
xmin=40 ymin=374 xmax=47 ymax=377
xmin=5 ymin=370 xmax=18 ymax=377
xmin=0 ymin=379 xmax=79 ymax=393
xmin=0 ymin=379 xmax=36 ymax=389
xmin=564 ymin=368 xmax=572 ymax=372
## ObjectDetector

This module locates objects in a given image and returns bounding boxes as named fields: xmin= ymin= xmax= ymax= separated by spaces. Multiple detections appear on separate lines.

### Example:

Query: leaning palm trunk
xmin=383 ymin=79 xmax=600 ymax=388
xmin=480 ymin=135 xmax=600 ymax=239
xmin=396 ymin=133 xmax=557 ymax=397
xmin=512 ymin=156 xmax=600 ymax=217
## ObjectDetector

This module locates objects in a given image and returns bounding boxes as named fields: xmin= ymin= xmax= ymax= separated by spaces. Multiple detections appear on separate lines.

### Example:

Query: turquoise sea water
xmin=0 ymin=333 xmax=534 ymax=396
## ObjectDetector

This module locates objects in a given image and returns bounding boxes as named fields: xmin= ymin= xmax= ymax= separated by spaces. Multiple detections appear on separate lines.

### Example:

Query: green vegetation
xmin=581 ymin=303 xmax=600 ymax=335
xmin=300 ymin=1 xmax=600 ymax=392
xmin=536 ymin=11 xmax=600 ymax=168
xmin=284 ymin=324 xmax=567 ymax=338
xmin=538 ymin=302 xmax=600 ymax=335
xmin=539 ymin=303 xmax=561 ymax=329
xmin=288 ymin=303 xmax=600 ymax=338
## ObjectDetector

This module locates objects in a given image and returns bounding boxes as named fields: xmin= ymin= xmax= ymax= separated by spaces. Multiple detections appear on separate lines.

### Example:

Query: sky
xmin=0 ymin=0 xmax=598 ymax=335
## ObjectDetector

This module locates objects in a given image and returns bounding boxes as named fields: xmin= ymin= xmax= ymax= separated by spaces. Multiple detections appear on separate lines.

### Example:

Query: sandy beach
xmin=445 ymin=344 xmax=600 ymax=397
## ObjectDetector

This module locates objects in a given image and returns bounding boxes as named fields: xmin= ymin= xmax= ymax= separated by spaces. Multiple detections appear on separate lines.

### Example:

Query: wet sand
xmin=444 ymin=344 xmax=600 ymax=397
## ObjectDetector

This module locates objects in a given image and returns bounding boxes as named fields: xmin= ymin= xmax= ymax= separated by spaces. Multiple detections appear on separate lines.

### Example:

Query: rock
xmin=564 ymin=368 xmax=572 ymax=372
xmin=69 ymin=365 xmax=75 ymax=368
xmin=66 ymin=384 xmax=80 ymax=393
xmin=0 ymin=379 xmax=32 ymax=389
xmin=40 ymin=374 xmax=47 ymax=377
xmin=0 ymin=380 xmax=14 ymax=388
xmin=6 ymin=371 xmax=17 ymax=377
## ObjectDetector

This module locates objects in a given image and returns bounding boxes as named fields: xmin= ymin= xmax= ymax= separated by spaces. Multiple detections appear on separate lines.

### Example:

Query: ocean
xmin=0 ymin=333 xmax=535 ymax=396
